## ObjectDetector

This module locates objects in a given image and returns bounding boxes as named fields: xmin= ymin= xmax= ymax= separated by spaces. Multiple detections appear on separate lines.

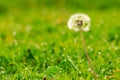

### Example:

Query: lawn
xmin=0 ymin=0 xmax=120 ymax=80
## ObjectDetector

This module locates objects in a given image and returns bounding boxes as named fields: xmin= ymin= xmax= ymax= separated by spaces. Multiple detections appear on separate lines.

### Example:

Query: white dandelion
xmin=67 ymin=13 xmax=97 ymax=79
xmin=68 ymin=13 xmax=90 ymax=32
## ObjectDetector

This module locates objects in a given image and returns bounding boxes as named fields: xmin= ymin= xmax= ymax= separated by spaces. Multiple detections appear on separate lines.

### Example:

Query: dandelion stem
xmin=80 ymin=31 xmax=97 ymax=79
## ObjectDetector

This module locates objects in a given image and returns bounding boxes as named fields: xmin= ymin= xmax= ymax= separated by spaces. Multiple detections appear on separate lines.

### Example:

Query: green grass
xmin=0 ymin=2 xmax=120 ymax=80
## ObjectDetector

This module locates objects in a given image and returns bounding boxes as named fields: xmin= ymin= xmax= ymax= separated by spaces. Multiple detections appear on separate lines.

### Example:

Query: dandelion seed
xmin=68 ymin=13 xmax=90 ymax=32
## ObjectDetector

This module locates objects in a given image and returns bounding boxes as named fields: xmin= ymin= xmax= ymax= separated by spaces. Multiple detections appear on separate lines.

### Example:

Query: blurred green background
xmin=0 ymin=0 xmax=120 ymax=80
xmin=0 ymin=0 xmax=120 ymax=11
xmin=0 ymin=0 xmax=120 ymax=16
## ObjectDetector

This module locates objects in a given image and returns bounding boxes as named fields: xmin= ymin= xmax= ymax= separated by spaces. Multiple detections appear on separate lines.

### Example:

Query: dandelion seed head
xmin=68 ymin=13 xmax=90 ymax=32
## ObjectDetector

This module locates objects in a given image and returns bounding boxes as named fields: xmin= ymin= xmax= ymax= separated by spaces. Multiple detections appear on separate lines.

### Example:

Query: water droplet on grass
xmin=80 ymin=77 xmax=83 ymax=80
xmin=98 ymin=51 xmax=101 ymax=55
xmin=25 ymin=67 xmax=28 ymax=71
xmin=1 ymin=70 xmax=5 ymax=74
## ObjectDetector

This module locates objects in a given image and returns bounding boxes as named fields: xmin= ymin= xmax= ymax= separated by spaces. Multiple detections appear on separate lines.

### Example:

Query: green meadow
xmin=0 ymin=0 xmax=120 ymax=80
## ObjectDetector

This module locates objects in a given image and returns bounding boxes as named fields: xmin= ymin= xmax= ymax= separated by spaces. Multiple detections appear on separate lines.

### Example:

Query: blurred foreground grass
xmin=0 ymin=0 xmax=120 ymax=80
